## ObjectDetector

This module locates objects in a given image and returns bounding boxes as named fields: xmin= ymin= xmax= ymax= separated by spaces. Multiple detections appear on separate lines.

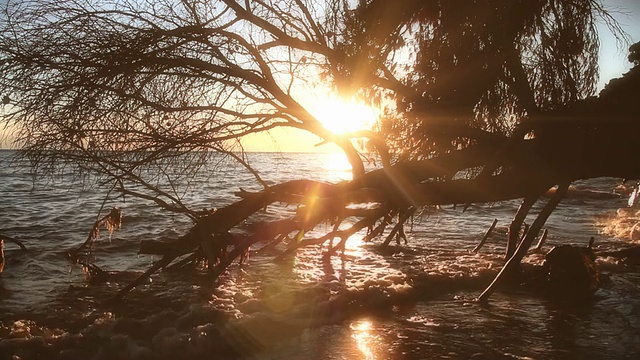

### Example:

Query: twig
xmin=517 ymin=223 xmax=530 ymax=248
xmin=112 ymin=253 xmax=178 ymax=301
xmin=0 ymin=234 xmax=28 ymax=251
xmin=533 ymin=229 xmax=548 ymax=251
xmin=255 ymin=233 xmax=288 ymax=253
xmin=381 ymin=207 xmax=415 ymax=247
xmin=473 ymin=218 xmax=498 ymax=253
xmin=363 ymin=207 xmax=393 ymax=242
xmin=166 ymin=252 xmax=199 ymax=271
xmin=324 ymin=211 xmax=385 ymax=258
xmin=0 ymin=234 xmax=28 ymax=273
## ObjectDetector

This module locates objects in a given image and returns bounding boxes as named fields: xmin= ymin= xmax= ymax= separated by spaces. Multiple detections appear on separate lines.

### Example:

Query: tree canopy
xmin=335 ymin=0 xmax=620 ymax=157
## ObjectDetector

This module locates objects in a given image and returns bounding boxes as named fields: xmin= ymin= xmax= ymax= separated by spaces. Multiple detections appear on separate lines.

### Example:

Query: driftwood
xmin=113 ymin=132 xmax=637 ymax=301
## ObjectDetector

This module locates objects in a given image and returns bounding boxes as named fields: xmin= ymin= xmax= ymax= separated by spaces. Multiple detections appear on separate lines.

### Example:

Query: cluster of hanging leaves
xmin=104 ymin=208 xmax=124 ymax=239
xmin=69 ymin=207 xmax=123 ymax=266
xmin=86 ymin=208 xmax=123 ymax=245
xmin=330 ymin=0 xmax=616 ymax=159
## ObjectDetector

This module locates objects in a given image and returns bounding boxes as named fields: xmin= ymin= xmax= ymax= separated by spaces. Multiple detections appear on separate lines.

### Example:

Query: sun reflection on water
xmin=323 ymin=152 xmax=353 ymax=182
xmin=350 ymin=318 xmax=378 ymax=360
xmin=342 ymin=232 xmax=367 ymax=254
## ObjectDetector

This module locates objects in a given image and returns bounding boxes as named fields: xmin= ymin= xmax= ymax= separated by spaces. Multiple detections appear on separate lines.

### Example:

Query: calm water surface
xmin=0 ymin=151 xmax=639 ymax=359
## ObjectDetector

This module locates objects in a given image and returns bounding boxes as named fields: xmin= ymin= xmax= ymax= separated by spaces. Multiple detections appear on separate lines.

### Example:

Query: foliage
xmin=629 ymin=42 xmax=640 ymax=66
xmin=331 ymin=0 xmax=624 ymax=157
xmin=68 ymin=207 xmax=123 ymax=264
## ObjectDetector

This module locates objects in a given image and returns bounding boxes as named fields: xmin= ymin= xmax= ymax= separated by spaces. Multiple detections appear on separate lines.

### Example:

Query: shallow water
xmin=1 ymin=151 xmax=639 ymax=359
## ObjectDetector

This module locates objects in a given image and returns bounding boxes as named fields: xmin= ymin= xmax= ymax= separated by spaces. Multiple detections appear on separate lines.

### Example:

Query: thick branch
xmin=477 ymin=182 xmax=570 ymax=302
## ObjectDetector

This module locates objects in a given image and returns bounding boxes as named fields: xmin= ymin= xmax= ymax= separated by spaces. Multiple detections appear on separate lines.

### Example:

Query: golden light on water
xmin=310 ymin=96 xmax=378 ymax=135
xmin=324 ymin=152 xmax=352 ymax=171
xmin=323 ymin=152 xmax=354 ymax=181
xmin=351 ymin=319 xmax=378 ymax=360
xmin=342 ymin=233 xmax=368 ymax=254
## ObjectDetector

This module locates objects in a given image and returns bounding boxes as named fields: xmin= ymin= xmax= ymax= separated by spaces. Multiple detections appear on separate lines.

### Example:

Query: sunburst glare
xmin=310 ymin=96 xmax=378 ymax=135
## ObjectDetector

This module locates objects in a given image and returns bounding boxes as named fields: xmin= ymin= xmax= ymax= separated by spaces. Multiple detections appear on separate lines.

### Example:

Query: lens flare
xmin=310 ymin=97 xmax=377 ymax=135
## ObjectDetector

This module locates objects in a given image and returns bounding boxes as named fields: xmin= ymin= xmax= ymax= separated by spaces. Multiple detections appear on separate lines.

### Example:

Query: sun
xmin=309 ymin=96 xmax=378 ymax=135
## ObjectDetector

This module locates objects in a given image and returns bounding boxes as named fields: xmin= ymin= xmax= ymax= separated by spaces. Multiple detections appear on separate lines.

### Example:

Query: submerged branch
xmin=0 ymin=234 xmax=28 ymax=273
xmin=0 ymin=234 xmax=28 ymax=252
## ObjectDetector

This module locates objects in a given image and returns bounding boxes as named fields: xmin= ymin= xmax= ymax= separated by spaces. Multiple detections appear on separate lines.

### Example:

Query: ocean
xmin=0 ymin=150 xmax=639 ymax=359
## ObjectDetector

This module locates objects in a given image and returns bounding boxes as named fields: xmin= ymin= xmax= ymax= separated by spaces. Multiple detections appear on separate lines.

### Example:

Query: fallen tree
xmin=117 ymin=57 xmax=640 ymax=299
xmin=111 ymin=74 xmax=638 ymax=301
xmin=0 ymin=0 xmax=637 ymax=302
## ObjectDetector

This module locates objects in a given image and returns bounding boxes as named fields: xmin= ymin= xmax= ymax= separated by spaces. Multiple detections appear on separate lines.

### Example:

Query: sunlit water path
xmin=1 ymin=151 xmax=639 ymax=359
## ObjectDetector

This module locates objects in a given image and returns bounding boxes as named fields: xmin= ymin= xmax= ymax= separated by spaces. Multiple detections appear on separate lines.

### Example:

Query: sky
xmin=597 ymin=0 xmax=640 ymax=89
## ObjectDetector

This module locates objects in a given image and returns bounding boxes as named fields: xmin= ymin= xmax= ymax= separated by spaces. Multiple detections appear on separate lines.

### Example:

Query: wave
xmin=2 ymin=250 xmax=632 ymax=360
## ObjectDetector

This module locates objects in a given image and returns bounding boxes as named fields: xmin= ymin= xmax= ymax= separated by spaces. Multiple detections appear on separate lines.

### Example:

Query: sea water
xmin=0 ymin=151 xmax=639 ymax=359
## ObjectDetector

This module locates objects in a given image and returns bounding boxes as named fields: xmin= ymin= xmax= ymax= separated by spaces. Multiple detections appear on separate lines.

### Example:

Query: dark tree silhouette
xmin=330 ymin=0 xmax=623 ymax=157
xmin=0 ymin=0 xmax=637 ymax=301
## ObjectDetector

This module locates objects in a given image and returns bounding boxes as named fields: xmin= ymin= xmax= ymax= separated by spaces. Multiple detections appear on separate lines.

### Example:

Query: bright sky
xmin=598 ymin=0 xmax=640 ymax=89
xmin=239 ymin=94 xmax=379 ymax=153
